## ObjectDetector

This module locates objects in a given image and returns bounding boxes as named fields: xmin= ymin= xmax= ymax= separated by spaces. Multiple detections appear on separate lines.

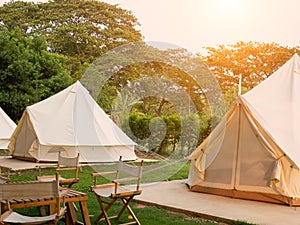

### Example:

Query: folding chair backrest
xmin=57 ymin=152 xmax=80 ymax=179
xmin=117 ymin=161 xmax=143 ymax=179
xmin=0 ymin=173 xmax=60 ymax=215
xmin=58 ymin=152 xmax=80 ymax=167
xmin=0 ymin=179 xmax=59 ymax=200
xmin=116 ymin=157 xmax=143 ymax=190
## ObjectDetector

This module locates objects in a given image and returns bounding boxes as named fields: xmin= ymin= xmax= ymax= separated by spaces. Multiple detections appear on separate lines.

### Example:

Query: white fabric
xmin=242 ymin=54 xmax=300 ymax=169
xmin=188 ymin=54 xmax=300 ymax=200
xmin=94 ymin=185 xmax=140 ymax=198
xmin=4 ymin=211 xmax=57 ymax=224
xmin=0 ymin=157 xmax=57 ymax=171
xmin=10 ymin=81 xmax=137 ymax=162
xmin=0 ymin=107 xmax=16 ymax=149
xmin=271 ymin=160 xmax=281 ymax=184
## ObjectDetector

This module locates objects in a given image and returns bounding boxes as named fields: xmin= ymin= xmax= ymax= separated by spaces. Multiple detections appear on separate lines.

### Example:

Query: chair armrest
xmin=91 ymin=171 xmax=118 ymax=188
xmin=113 ymin=177 xmax=138 ymax=184
xmin=36 ymin=164 xmax=57 ymax=176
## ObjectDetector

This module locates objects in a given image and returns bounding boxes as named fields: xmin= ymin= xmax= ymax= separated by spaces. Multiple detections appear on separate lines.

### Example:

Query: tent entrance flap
xmin=235 ymin=102 xmax=277 ymax=191
xmin=199 ymin=103 xmax=240 ymax=189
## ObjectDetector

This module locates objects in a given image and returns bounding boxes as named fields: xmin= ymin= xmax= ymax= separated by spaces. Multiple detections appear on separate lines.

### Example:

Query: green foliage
xmin=222 ymin=86 xmax=249 ymax=109
xmin=168 ymin=161 xmax=191 ymax=180
xmin=121 ymin=112 xmax=212 ymax=157
xmin=95 ymin=46 xmax=215 ymax=115
xmin=0 ymin=27 xmax=72 ymax=121
xmin=0 ymin=0 xmax=142 ymax=64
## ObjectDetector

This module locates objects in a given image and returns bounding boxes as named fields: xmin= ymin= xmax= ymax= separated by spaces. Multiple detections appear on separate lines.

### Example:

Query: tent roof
xmin=0 ymin=107 xmax=16 ymax=140
xmin=242 ymin=54 xmax=300 ymax=168
xmin=26 ymin=81 xmax=135 ymax=147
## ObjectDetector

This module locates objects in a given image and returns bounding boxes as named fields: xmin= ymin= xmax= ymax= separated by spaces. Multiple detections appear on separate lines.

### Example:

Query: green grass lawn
xmin=9 ymin=162 xmax=255 ymax=225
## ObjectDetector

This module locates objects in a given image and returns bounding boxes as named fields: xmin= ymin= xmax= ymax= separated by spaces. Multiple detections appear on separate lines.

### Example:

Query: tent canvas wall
xmin=9 ymin=81 xmax=137 ymax=163
xmin=0 ymin=107 xmax=16 ymax=149
xmin=188 ymin=54 xmax=300 ymax=206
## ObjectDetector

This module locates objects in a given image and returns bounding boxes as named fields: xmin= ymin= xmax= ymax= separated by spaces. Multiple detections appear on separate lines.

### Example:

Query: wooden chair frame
xmin=0 ymin=172 xmax=67 ymax=225
xmin=37 ymin=152 xmax=80 ymax=188
xmin=91 ymin=156 xmax=144 ymax=225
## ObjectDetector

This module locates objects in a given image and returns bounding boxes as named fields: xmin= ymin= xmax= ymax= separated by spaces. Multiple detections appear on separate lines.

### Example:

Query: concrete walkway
xmin=136 ymin=180 xmax=300 ymax=225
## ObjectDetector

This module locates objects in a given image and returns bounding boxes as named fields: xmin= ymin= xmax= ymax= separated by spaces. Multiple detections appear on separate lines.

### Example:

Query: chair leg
xmin=94 ymin=195 xmax=116 ymax=225
xmin=120 ymin=197 xmax=141 ymax=225
xmin=94 ymin=195 xmax=140 ymax=225
xmin=117 ymin=196 xmax=134 ymax=218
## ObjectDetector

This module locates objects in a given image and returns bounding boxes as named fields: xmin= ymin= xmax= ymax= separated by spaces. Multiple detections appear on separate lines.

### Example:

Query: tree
xmin=0 ymin=28 xmax=72 ymax=121
xmin=86 ymin=43 xmax=217 ymax=116
xmin=0 ymin=0 xmax=142 ymax=64
xmin=201 ymin=42 xmax=300 ymax=98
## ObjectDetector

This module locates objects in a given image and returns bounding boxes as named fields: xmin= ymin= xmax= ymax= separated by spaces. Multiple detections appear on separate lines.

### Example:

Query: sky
xmin=100 ymin=0 xmax=300 ymax=53
xmin=1 ymin=0 xmax=300 ymax=54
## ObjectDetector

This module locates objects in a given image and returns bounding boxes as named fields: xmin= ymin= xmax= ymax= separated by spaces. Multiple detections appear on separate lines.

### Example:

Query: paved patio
xmin=136 ymin=180 xmax=300 ymax=225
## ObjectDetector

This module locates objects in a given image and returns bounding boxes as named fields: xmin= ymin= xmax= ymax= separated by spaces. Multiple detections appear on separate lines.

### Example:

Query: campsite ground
xmin=9 ymin=163 xmax=255 ymax=225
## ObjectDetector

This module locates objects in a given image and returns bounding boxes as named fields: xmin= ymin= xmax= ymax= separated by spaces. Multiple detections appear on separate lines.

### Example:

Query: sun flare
xmin=218 ymin=0 xmax=242 ymax=12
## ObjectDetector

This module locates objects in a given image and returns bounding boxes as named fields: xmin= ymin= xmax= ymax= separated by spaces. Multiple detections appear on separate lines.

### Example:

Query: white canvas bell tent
xmin=0 ymin=107 xmax=16 ymax=149
xmin=9 ymin=81 xmax=137 ymax=163
xmin=188 ymin=54 xmax=300 ymax=206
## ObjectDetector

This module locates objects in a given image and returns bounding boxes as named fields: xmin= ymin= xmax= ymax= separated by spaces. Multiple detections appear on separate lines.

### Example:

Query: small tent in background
xmin=9 ymin=81 xmax=137 ymax=163
xmin=188 ymin=54 xmax=300 ymax=206
xmin=0 ymin=107 xmax=16 ymax=149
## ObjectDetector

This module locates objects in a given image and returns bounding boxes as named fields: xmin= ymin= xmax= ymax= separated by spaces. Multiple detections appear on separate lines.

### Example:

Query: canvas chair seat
xmin=36 ymin=174 xmax=63 ymax=182
xmin=91 ymin=156 xmax=143 ymax=225
xmin=93 ymin=183 xmax=142 ymax=198
xmin=3 ymin=211 xmax=58 ymax=224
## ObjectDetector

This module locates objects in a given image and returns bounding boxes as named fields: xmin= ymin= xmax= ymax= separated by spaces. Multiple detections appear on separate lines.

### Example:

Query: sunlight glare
xmin=218 ymin=0 xmax=242 ymax=12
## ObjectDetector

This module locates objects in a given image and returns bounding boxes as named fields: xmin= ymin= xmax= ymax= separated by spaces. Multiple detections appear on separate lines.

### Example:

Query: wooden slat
xmin=2 ymin=189 xmax=88 ymax=210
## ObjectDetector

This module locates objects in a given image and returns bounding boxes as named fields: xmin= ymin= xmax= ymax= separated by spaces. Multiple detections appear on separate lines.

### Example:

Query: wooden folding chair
xmin=91 ymin=156 xmax=144 ymax=225
xmin=37 ymin=152 xmax=80 ymax=188
xmin=0 ymin=173 xmax=67 ymax=225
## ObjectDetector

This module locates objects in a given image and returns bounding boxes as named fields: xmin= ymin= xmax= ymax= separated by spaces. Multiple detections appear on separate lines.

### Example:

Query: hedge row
xmin=121 ymin=112 xmax=214 ymax=157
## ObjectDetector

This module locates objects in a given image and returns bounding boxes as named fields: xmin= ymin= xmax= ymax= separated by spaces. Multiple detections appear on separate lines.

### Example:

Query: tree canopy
xmin=0 ymin=0 xmax=142 ymax=64
xmin=81 ymin=43 xmax=219 ymax=117
xmin=0 ymin=27 xmax=72 ymax=121
xmin=1 ymin=0 xmax=299 ymax=155
xmin=201 ymin=41 xmax=300 ymax=107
